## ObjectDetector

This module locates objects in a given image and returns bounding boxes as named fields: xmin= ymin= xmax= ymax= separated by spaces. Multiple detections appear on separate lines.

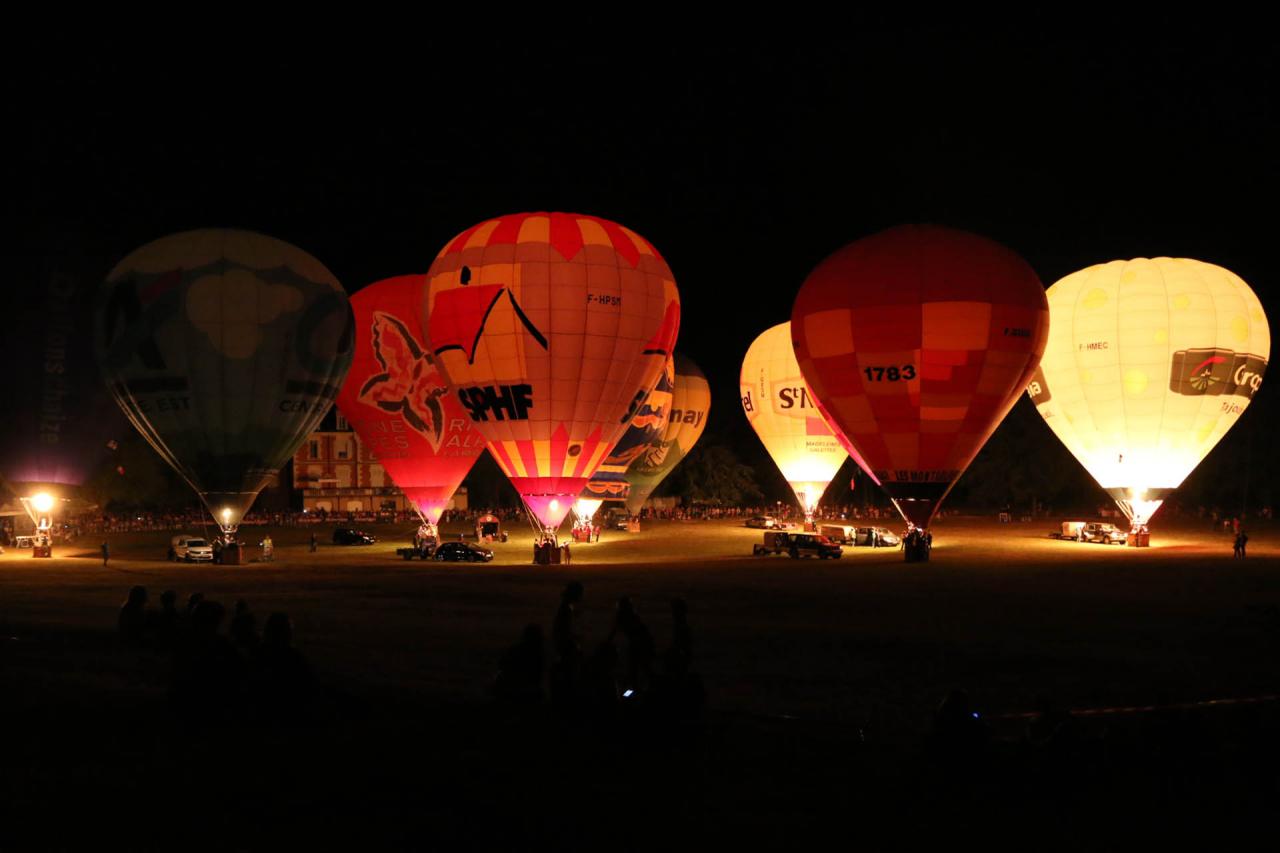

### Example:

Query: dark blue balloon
xmin=0 ymin=252 xmax=126 ymax=494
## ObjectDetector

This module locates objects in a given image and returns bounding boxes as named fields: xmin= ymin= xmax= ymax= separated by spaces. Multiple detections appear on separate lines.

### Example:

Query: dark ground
xmin=2 ymin=516 xmax=1278 ymax=850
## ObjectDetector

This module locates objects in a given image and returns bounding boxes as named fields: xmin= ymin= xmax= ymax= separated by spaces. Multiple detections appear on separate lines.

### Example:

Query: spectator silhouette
xmin=550 ymin=582 xmax=585 ymax=713
xmin=250 ymin=612 xmax=314 ymax=723
xmin=148 ymin=589 xmax=180 ymax=647
xmin=610 ymin=596 xmax=656 ymax=695
xmin=927 ymin=689 xmax=988 ymax=772
xmin=170 ymin=600 xmax=244 ymax=724
xmin=581 ymin=640 xmax=620 ymax=723
xmin=118 ymin=585 xmax=149 ymax=644
xmin=230 ymin=599 xmax=259 ymax=651
xmin=663 ymin=598 xmax=693 ymax=679
xmin=494 ymin=624 xmax=545 ymax=709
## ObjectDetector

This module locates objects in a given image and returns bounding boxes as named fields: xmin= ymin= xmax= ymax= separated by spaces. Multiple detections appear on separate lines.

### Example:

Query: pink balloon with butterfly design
xmin=335 ymin=275 xmax=485 ymax=525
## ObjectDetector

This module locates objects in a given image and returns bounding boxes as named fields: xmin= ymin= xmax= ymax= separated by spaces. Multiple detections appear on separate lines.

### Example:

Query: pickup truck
xmin=1048 ymin=521 xmax=1126 ymax=545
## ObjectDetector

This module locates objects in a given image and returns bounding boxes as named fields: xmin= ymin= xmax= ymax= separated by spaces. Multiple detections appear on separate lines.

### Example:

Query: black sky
xmin=11 ymin=24 xmax=1277 ymax=505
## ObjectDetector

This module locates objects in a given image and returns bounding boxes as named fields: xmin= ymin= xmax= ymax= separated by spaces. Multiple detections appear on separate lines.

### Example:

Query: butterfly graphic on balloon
xmin=357 ymin=312 xmax=452 ymax=452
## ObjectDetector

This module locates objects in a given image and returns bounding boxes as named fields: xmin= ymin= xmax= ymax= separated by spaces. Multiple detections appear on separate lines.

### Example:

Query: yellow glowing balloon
xmin=741 ymin=323 xmax=848 ymax=520
xmin=1028 ymin=258 xmax=1269 ymax=528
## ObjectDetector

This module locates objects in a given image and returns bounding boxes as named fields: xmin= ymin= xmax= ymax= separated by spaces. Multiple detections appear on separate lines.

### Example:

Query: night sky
xmin=12 ymin=25 xmax=1277 ymax=508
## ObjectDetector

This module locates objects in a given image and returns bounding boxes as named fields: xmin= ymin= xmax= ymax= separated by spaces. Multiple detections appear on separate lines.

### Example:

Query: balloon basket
xmin=1126 ymin=531 xmax=1150 ymax=548
xmin=533 ymin=542 xmax=562 ymax=565
xmin=627 ymin=519 xmax=641 ymax=533
xmin=221 ymin=543 xmax=245 ymax=565
xmin=32 ymin=545 xmax=52 ymax=558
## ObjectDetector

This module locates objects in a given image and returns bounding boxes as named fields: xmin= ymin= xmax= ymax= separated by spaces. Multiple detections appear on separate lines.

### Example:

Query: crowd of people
xmin=492 ymin=583 xmax=704 ymax=728
xmin=117 ymin=586 xmax=313 ymax=724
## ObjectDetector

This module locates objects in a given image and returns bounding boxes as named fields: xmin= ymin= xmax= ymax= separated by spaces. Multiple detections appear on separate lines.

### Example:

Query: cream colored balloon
xmin=741 ymin=322 xmax=849 ymax=520
xmin=1029 ymin=258 xmax=1269 ymax=527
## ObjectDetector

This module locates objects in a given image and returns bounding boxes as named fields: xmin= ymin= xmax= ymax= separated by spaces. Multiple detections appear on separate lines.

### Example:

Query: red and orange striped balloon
xmin=423 ymin=213 xmax=679 ymax=530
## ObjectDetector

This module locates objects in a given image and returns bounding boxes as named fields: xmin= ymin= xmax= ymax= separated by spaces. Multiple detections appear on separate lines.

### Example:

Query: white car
xmin=169 ymin=535 xmax=214 ymax=562
xmin=852 ymin=526 xmax=901 ymax=547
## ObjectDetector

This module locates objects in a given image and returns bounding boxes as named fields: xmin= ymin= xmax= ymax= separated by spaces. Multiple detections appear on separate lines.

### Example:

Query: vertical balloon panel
xmin=424 ymin=213 xmax=679 ymax=531
xmin=96 ymin=229 xmax=354 ymax=535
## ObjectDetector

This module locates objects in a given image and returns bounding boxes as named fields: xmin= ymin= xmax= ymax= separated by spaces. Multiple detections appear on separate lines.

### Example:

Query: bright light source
xmin=549 ymin=499 xmax=560 ymax=512
xmin=222 ymin=508 xmax=232 ymax=521
xmin=31 ymin=493 xmax=55 ymax=514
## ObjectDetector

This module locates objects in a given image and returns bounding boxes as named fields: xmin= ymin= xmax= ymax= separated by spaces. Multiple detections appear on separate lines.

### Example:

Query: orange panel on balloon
xmin=424 ymin=213 xmax=679 ymax=530
xmin=792 ymin=225 xmax=1048 ymax=529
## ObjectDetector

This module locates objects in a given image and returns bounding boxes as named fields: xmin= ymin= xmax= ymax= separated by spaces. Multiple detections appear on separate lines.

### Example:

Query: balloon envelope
xmin=792 ymin=225 xmax=1049 ymax=529
xmin=741 ymin=323 xmax=849 ymax=518
xmin=0 ymin=250 xmax=126 ymax=499
xmin=581 ymin=356 xmax=676 ymax=506
xmin=424 ymin=212 xmax=680 ymax=530
xmin=1029 ymin=258 xmax=1269 ymax=526
xmin=335 ymin=276 xmax=485 ymax=525
xmin=624 ymin=354 xmax=711 ymax=516
xmin=96 ymin=229 xmax=354 ymax=531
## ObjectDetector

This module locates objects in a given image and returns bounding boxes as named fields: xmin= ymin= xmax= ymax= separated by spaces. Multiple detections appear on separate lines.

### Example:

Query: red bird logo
xmin=358 ymin=312 xmax=449 ymax=450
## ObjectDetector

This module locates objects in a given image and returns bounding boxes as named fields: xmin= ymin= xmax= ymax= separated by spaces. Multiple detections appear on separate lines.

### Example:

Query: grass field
xmin=2 ymin=515 xmax=1277 ymax=848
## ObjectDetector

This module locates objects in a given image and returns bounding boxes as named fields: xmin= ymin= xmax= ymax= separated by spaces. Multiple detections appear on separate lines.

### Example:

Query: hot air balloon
xmin=741 ymin=322 xmax=849 ymax=525
xmin=96 ymin=228 xmax=354 ymax=544
xmin=335 ymin=275 xmax=485 ymax=534
xmin=423 ymin=213 xmax=680 ymax=536
xmin=792 ymin=225 xmax=1049 ymax=556
xmin=577 ymin=355 xmax=677 ymax=522
xmin=1028 ymin=258 xmax=1269 ymax=539
xmin=624 ymin=354 xmax=711 ymax=518
xmin=0 ymin=248 xmax=128 ymax=554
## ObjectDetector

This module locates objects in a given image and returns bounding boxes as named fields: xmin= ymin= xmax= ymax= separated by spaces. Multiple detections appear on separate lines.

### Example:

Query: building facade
xmin=292 ymin=407 xmax=467 ymax=514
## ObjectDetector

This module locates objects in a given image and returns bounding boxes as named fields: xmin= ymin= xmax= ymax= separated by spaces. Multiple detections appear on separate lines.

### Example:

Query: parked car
xmin=169 ymin=535 xmax=214 ymax=562
xmin=433 ymin=541 xmax=494 ymax=563
xmin=333 ymin=528 xmax=376 ymax=545
xmin=852 ymin=526 xmax=901 ymax=547
xmin=785 ymin=533 xmax=842 ymax=559
xmin=745 ymin=516 xmax=778 ymax=529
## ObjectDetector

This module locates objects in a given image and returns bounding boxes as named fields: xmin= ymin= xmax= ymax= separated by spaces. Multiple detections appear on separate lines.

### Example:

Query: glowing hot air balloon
xmin=423 ymin=213 xmax=680 ymax=535
xmin=792 ymin=225 xmax=1049 ymax=552
xmin=624 ymin=354 xmax=711 ymax=517
xmin=335 ymin=276 xmax=485 ymax=531
xmin=0 ymin=248 xmax=128 ymax=555
xmin=1028 ymin=258 xmax=1268 ymax=536
xmin=741 ymin=323 xmax=849 ymax=525
xmin=581 ymin=355 xmax=676 ymax=508
xmin=96 ymin=229 xmax=354 ymax=543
